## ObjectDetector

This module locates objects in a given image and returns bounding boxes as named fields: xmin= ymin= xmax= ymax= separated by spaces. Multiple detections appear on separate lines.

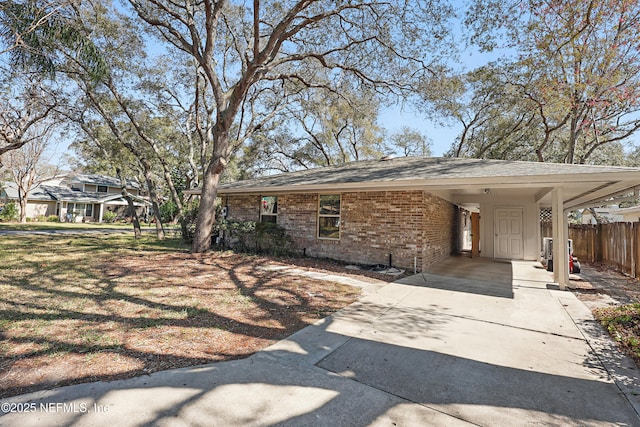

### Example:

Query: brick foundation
xmin=221 ymin=190 xmax=457 ymax=271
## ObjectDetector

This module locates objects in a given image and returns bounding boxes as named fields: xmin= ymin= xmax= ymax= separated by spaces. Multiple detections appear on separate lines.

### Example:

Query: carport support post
xmin=552 ymin=188 xmax=569 ymax=289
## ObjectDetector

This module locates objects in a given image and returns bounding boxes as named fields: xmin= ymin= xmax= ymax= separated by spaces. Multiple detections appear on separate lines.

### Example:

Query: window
xmin=260 ymin=196 xmax=278 ymax=223
xmin=97 ymin=185 xmax=108 ymax=193
xmin=67 ymin=202 xmax=86 ymax=219
xmin=85 ymin=203 xmax=93 ymax=217
xmin=318 ymin=194 xmax=341 ymax=239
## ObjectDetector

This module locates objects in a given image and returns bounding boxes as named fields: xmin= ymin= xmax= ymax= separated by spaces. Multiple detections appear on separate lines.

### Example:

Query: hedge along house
xmin=188 ymin=157 xmax=640 ymax=289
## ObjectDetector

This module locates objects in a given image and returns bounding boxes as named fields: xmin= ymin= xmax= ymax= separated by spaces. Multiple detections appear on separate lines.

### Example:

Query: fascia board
xmin=217 ymin=175 xmax=639 ymax=195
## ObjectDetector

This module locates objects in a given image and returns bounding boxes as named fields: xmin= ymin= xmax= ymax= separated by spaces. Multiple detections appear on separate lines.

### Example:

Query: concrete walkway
xmin=2 ymin=257 xmax=640 ymax=426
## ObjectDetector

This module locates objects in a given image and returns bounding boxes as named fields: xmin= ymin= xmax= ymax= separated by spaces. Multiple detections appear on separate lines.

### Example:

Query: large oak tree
xmin=127 ymin=0 xmax=454 ymax=252
xmin=461 ymin=0 xmax=640 ymax=164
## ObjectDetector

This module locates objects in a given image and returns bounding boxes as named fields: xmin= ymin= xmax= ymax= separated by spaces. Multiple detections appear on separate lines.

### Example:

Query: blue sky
xmin=379 ymin=46 xmax=510 ymax=157
xmin=379 ymin=106 xmax=456 ymax=157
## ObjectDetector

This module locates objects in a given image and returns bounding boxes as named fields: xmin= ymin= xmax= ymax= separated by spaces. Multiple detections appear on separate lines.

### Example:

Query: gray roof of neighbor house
xmin=1 ymin=182 xmax=56 ymax=201
xmin=67 ymin=173 xmax=141 ymax=190
xmin=39 ymin=185 xmax=116 ymax=203
xmin=1 ymin=182 xmax=119 ymax=203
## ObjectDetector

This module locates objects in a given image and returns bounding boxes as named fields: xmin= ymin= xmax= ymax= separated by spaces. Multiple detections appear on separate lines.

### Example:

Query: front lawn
xmin=0 ymin=234 xmax=364 ymax=398
xmin=0 ymin=221 xmax=135 ymax=231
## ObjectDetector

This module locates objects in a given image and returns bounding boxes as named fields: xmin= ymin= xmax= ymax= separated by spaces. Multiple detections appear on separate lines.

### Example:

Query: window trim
xmin=317 ymin=194 xmax=341 ymax=240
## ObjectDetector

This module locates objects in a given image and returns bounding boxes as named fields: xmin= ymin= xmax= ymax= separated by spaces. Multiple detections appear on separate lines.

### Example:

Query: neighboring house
xmin=0 ymin=173 xmax=151 ymax=222
xmin=187 ymin=156 xmax=640 ymax=287
xmin=581 ymin=205 xmax=640 ymax=224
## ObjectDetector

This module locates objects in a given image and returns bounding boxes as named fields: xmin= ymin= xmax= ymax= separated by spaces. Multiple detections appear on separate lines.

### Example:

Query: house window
xmin=318 ymin=194 xmax=341 ymax=239
xmin=67 ymin=202 xmax=87 ymax=220
xmin=260 ymin=196 xmax=278 ymax=223
xmin=85 ymin=203 xmax=93 ymax=217
xmin=97 ymin=185 xmax=108 ymax=193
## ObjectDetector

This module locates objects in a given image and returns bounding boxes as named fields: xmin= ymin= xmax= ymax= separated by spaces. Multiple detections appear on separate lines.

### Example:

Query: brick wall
xmin=223 ymin=190 xmax=457 ymax=271
xmin=222 ymin=195 xmax=260 ymax=222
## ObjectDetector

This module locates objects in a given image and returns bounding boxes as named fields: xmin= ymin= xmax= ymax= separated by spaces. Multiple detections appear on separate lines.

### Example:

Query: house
xmin=0 ymin=173 xmax=151 ymax=222
xmin=580 ymin=205 xmax=640 ymax=224
xmin=187 ymin=156 xmax=640 ymax=288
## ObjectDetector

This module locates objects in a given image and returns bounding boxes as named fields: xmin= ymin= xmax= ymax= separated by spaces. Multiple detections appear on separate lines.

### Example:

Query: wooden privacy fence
xmin=542 ymin=222 xmax=640 ymax=278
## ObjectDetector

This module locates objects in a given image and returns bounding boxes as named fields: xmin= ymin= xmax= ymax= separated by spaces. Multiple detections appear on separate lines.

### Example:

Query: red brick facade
xmin=221 ymin=190 xmax=457 ymax=271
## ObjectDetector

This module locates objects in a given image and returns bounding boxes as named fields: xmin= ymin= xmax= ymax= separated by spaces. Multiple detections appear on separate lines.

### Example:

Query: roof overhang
xmin=184 ymin=157 xmax=640 ymax=210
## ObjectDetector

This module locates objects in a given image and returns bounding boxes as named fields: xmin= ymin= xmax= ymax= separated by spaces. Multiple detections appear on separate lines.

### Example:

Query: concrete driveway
xmin=2 ymin=257 xmax=639 ymax=426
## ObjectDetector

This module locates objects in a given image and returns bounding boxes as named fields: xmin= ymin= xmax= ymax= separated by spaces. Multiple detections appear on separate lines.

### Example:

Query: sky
xmin=378 ymin=46 xmax=510 ymax=157
xmin=379 ymin=106 xmax=456 ymax=157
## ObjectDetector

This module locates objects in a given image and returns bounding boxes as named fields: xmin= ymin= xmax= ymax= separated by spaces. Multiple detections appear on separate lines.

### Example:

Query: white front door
xmin=495 ymin=207 xmax=524 ymax=259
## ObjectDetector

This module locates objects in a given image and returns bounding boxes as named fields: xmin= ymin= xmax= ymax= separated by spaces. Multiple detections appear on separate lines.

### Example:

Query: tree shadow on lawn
xmin=0 ymin=249 xmax=359 ymax=398
xmin=1 ymin=312 xmax=637 ymax=426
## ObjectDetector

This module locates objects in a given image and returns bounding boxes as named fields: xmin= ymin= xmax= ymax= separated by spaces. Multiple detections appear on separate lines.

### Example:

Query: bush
xmin=160 ymin=200 xmax=178 ymax=223
xmin=102 ymin=211 xmax=117 ymax=223
xmin=179 ymin=202 xmax=295 ymax=256
xmin=0 ymin=202 xmax=18 ymax=222
xmin=217 ymin=220 xmax=296 ymax=257
xmin=34 ymin=215 xmax=58 ymax=222
xmin=180 ymin=200 xmax=200 ymax=244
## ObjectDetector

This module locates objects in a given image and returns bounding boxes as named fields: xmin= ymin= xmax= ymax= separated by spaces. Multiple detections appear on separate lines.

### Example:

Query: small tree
xmin=4 ymin=128 xmax=58 ymax=223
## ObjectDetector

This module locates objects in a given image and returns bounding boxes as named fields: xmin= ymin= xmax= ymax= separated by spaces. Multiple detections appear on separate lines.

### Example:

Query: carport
xmin=425 ymin=160 xmax=640 ymax=289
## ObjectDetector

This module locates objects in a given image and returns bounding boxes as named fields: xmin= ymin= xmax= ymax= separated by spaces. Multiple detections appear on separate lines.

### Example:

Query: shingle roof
xmin=1 ymin=182 xmax=121 ymax=203
xmin=39 ymin=185 xmax=115 ymax=203
xmin=69 ymin=174 xmax=141 ymax=190
xmin=217 ymin=156 xmax=640 ymax=191
xmin=1 ymin=182 xmax=57 ymax=201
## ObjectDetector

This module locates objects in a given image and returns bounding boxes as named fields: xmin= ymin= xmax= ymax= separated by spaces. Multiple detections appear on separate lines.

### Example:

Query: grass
xmin=0 ymin=221 xmax=136 ymax=230
xmin=0 ymin=234 xmax=364 ymax=397
xmin=594 ymin=303 xmax=640 ymax=364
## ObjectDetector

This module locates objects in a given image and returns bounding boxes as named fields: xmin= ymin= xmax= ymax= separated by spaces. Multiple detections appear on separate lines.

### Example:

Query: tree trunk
xmin=117 ymin=168 xmax=142 ymax=239
xmin=125 ymin=196 xmax=143 ymax=239
xmin=191 ymin=157 xmax=224 ymax=252
xmin=19 ymin=196 xmax=27 ymax=223
xmin=143 ymin=171 xmax=165 ymax=240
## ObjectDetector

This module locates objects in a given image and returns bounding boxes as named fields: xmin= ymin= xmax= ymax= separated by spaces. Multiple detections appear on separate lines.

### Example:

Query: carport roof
xmin=192 ymin=157 xmax=640 ymax=209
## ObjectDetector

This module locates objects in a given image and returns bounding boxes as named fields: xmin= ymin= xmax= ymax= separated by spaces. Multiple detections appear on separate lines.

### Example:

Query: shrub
xmin=102 ymin=211 xmax=117 ymax=223
xmin=34 ymin=215 xmax=58 ymax=222
xmin=179 ymin=200 xmax=200 ymax=244
xmin=0 ymin=202 xmax=18 ymax=222
xmin=217 ymin=220 xmax=296 ymax=256
xmin=160 ymin=200 xmax=178 ymax=223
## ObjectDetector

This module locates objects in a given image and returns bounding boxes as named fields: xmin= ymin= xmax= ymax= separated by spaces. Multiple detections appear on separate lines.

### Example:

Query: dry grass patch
xmin=0 ymin=234 xmax=365 ymax=398
xmin=594 ymin=303 xmax=640 ymax=365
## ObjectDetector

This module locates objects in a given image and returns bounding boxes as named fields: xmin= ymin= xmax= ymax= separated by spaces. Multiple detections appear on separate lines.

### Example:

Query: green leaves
xmin=0 ymin=1 xmax=107 ymax=81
